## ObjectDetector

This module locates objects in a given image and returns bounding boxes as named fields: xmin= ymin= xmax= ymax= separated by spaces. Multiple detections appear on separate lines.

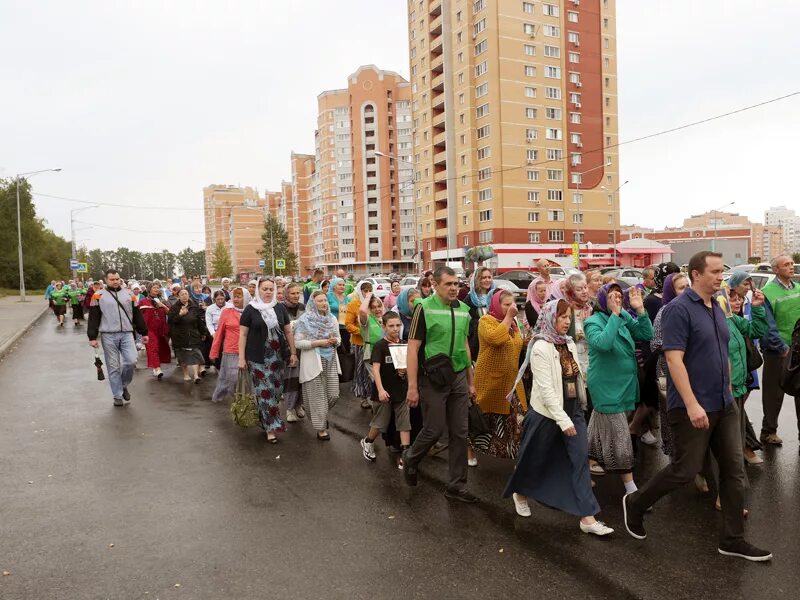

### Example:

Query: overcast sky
xmin=2 ymin=0 xmax=799 ymax=252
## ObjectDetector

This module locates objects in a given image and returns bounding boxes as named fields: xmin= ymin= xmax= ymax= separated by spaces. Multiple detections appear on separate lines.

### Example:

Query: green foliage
xmin=258 ymin=215 xmax=298 ymax=275
xmin=792 ymin=252 xmax=800 ymax=264
xmin=176 ymin=247 xmax=206 ymax=278
xmin=211 ymin=241 xmax=233 ymax=278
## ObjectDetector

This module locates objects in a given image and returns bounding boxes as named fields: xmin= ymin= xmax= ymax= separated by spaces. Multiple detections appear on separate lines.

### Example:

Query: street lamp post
xmin=374 ymin=150 xmax=418 ymax=271
xmin=572 ymin=161 xmax=611 ymax=265
xmin=14 ymin=168 xmax=62 ymax=302
xmin=711 ymin=201 xmax=735 ymax=252
xmin=601 ymin=180 xmax=630 ymax=265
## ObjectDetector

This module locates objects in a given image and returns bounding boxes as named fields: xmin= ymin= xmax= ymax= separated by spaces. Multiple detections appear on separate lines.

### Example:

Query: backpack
xmin=780 ymin=318 xmax=800 ymax=396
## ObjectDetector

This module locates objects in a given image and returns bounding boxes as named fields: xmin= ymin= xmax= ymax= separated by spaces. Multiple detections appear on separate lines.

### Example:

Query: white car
xmin=362 ymin=277 xmax=393 ymax=299
xmin=493 ymin=279 xmax=526 ymax=309
xmin=399 ymin=276 xmax=420 ymax=292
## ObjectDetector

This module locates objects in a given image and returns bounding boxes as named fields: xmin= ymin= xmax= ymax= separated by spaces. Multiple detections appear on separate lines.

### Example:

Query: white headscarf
xmin=249 ymin=277 xmax=279 ymax=329
xmin=354 ymin=280 xmax=372 ymax=302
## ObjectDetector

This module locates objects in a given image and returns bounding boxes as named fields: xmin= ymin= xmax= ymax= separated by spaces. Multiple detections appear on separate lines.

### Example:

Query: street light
xmin=14 ymin=168 xmax=62 ymax=302
xmin=572 ymin=161 xmax=612 ymax=263
xmin=710 ymin=201 xmax=735 ymax=251
xmin=70 ymin=206 xmax=99 ymax=279
xmin=374 ymin=151 xmax=419 ymax=271
xmin=601 ymin=180 xmax=630 ymax=265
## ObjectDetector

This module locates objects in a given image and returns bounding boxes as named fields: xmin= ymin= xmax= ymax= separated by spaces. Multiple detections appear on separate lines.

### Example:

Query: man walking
xmin=759 ymin=254 xmax=800 ymax=447
xmin=87 ymin=269 xmax=149 ymax=407
xmin=622 ymin=251 xmax=772 ymax=561
xmin=402 ymin=266 xmax=478 ymax=503
xmin=303 ymin=268 xmax=325 ymax=303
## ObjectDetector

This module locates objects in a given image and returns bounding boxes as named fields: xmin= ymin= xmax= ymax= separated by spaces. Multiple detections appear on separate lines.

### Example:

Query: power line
xmin=33 ymin=192 xmax=202 ymax=210
xmin=73 ymin=219 xmax=203 ymax=235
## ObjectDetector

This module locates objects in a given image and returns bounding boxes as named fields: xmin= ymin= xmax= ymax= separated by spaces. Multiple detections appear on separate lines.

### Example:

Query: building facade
xmin=765 ymin=206 xmax=799 ymax=254
xmin=288 ymin=152 xmax=316 ymax=273
xmin=407 ymin=0 xmax=621 ymax=270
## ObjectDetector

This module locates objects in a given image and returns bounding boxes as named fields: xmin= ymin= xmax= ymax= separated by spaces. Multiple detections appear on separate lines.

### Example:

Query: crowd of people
xmin=73 ymin=251 xmax=800 ymax=562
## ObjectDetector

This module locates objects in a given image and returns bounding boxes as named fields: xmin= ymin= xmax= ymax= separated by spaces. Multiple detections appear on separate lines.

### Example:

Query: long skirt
xmin=303 ymin=357 xmax=340 ymax=431
xmin=145 ymin=333 xmax=172 ymax=369
xmin=283 ymin=356 xmax=303 ymax=411
xmin=175 ymin=347 xmax=204 ymax=366
xmin=587 ymin=411 xmax=635 ymax=474
xmin=71 ymin=303 xmax=84 ymax=321
xmin=470 ymin=412 xmax=523 ymax=460
xmin=351 ymin=344 xmax=372 ymax=398
xmin=212 ymin=352 xmax=238 ymax=403
xmin=249 ymin=351 xmax=286 ymax=434
xmin=504 ymin=399 xmax=600 ymax=517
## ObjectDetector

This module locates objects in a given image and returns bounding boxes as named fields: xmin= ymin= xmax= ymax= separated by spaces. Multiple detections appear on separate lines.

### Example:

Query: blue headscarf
xmin=326 ymin=276 xmax=348 ymax=318
xmin=396 ymin=287 xmax=414 ymax=318
xmin=467 ymin=267 xmax=496 ymax=308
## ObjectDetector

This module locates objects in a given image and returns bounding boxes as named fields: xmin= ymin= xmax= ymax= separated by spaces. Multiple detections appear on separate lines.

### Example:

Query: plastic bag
xmin=231 ymin=369 xmax=259 ymax=428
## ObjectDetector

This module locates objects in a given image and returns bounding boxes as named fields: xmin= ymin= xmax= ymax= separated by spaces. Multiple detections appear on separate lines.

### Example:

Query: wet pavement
xmin=1 ymin=316 xmax=799 ymax=599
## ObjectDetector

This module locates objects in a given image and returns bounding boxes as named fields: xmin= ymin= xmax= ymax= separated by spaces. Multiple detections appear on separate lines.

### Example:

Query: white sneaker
xmin=153 ymin=367 xmax=163 ymax=379
xmin=580 ymin=520 xmax=614 ymax=536
xmin=640 ymin=431 xmax=658 ymax=446
xmin=360 ymin=437 xmax=377 ymax=461
xmin=286 ymin=409 xmax=298 ymax=423
xmin=296 ymin=406 xmax=306 ymax=419
xmin=468 ymin=457 xmax=478 ymax=467
xmin=512 ymin=493 xmax=531 ymax=517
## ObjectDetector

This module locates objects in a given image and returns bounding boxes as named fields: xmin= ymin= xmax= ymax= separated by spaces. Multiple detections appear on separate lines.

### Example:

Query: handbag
xmin=468 ymin=400 xmax=491 ymax=436
xmin=230 ymin=369 xmax=259 ymax=428
xmin=423 ymin=304 xmax=457 ymax=390
xmin=338 ymin=346 xmax=355 ymax=383
xmin=744 ymin=336 xmax=763 ymax=373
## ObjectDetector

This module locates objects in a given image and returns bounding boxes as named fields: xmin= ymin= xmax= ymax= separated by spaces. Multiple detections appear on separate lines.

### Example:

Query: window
xmin=528 ymin=232 xmax=541 ymax=243
xmin=549 ymin=230 xmax=565 ymax=242
xmin=524 ymin=44 xmax=536 ymax=56
xmin=568 ymin=31 xmax=580 ymax=44
xmin=543 ymin=25 xmax=560 ymax=37
xmin=479 ymin=230 xmax=493 ymax=242
xmin=606 ymin=96 xmax=611 ymax=107
xmin=479 ymin=189 xmax=493 ymax=202
xmin=476 ymin=83 xmax=488 ymax=98
xmin=526 ymin=128 xmax=538 ymax=141
xmin=547 ymin=169 xmax=563 ymax=181
xmin=607 ymin=194 xmax=613 ymax=205
xmin=459 ymin=113 xmax=465 ymax=124
xmin=477 ymin=167 xmax=492 ymax=181
xmin=570 ymin=92 xmax=582 ymax=104
xmin=528 ymin=211 xmax=540 ymax=222
xmin=475 ymin=40 xmax=487 ymax=55
xmin=571 ymin=173 xmax=583 ymax=184
xmin=545 ymin=86 xmax=561 ymax=100
xmin=527 ymin=170 xmax=540 ymax=181
xmin=458 ymin=73 xmax=464 ymax=84
xmin=525 ymin=107 xmax=537 ymax=119
xmin=573 ymin=192 xmax=584 ymax=204
xmin=476 ymin=103 xmax=489 ymax=118
xmin=573 ymin=213 xmax=584 ymax=224
xmin=545 ymin=107 xmax=561 ymax=119
xmin=604 ymin=18 xmax=609 ymax=29
xmin=479 ymin=209 xmax=493 ymax=222
xmin=573 ymin=232 xmax=584 ymax=243
xmin=459 ymin=93 xmax=465 ymax=105
xmin=474 ymin=18 xmax=486 ymax=35
xmin=523 ymin=23 xmax=536 ymax=36
xmin=476 ymin=124 xmax=490 ymax=139
xmin=544 ymin=45 xmax=560 ymax=58
xmin=525 ymin=86 xmax=537 ymax=98
xmin=545 ymin=128 xmax=562 ymax=140
xmin=524 ymin=65 xmax=537 ymax=77
xmin=474 ymin=0 xmax=485 ymax=13
xmin=462 ymin=215 xmax=468 ymax=225
xmin=569 ymin=72 xmax=581 ymax=84
xmin=568 ymin=11 xmax=578 ymax=22
xmin=548 ymin=189 xmax=563 ymax=201
xmin=546 ymin=148 xmax=562 ymax=160
xmin=475 ymin=60 xmax=488 ymax=77
xmin=545 ymin=66 xmax=561 ymax=78
xmin=528 ymin=191 xmax=540 ymax=202
xmin=548 ymin=209 xmax=563 ymax=221
xmin=568 ymin=52 xmax=580 ymax=63
xmin=571 ymin=153 xmax=582 ymax=166
xmin=604 ymin=37 xmax=610 ymax=49
xmin=522 ymin=1 xmax=534 ymax=14
xmin=527 ymin=148 xmax=539 ymax=161
xmin=477 ymin=146 xmax=491 ymax=159
xmin=605 ymin=77 xmax=610 ymax=88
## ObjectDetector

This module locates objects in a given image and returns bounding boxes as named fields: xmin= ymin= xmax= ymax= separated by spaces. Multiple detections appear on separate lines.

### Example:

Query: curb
xmin=0 ymin=305 xmax=49 ymax=362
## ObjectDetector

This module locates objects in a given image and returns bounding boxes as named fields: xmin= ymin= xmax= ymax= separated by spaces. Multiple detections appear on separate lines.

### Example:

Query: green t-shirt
xmin=762 ymin=279 xmax=800 ymax=346
xmin=51 ymin=289 xmax=69 ymax=306
xmin=344 ymin=280 xmax=355 ymax=296
xmin=67 ymin=288 xmax=86 ymax=304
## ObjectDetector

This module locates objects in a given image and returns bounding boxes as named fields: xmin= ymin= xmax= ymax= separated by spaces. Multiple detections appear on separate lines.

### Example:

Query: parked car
xmin=493 ymin=278 xmax=527 ymax=310
xmin=362 ymin=277 xmax=393 ymax=299
xmin=549 ymin=266 xmax=581 ymax=278
xmin=602 ymin=268 xmax=643 ymax=287
xmin=399 ymin=276 xmax=420 ymax=292
xmin=495 ymin=269 xmax=537 ymax=291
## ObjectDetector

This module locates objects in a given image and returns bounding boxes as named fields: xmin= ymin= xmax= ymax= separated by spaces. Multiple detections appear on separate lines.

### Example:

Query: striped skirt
xmin=351 ymin=344 xmax=372 ymax=399
xmin=302 ymin=357 xmax=340 ymax=431
xmin=587 ymin=411 xmax=634 ymax=474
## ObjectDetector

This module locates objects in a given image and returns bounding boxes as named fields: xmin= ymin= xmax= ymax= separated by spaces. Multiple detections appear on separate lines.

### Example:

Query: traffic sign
xmin=77 ymin=263 xmax=88 ymax=273
xmin=275 ymin=259 xmax=286 ymax=270
xmin=571 ymin=242 xmax=580 ymax=267
xmin=258 ymin=259 xmax=266 ymax=268
xmin=69 ymin=258 xmax=79 ymax=270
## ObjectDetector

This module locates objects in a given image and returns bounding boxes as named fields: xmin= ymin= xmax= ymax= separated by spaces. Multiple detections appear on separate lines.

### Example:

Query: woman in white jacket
xmin=503 ymin=299 xmax=613 ymax=536
xmin=293 ymin=291 xmax=341 ymax=440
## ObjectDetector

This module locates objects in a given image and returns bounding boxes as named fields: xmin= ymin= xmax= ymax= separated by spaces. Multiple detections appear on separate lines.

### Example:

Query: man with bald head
xmin=533 ymin=258 xmax=561 ymax=300
xmin=337 ymin=268 xmax=354 ymax=296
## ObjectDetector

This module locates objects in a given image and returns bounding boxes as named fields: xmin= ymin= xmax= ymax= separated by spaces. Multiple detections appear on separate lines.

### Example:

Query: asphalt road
xmin=1 ymin=315 xmax=799 ymax=600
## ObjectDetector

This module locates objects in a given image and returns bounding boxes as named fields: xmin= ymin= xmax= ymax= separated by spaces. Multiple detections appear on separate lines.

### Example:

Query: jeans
xmin=760 ymin=352 xmax=800 ymax=440
xmin=101 ymin=332 xmax=138 ymax=400
xmin=628 ymin=402 xmax=746 ymax=545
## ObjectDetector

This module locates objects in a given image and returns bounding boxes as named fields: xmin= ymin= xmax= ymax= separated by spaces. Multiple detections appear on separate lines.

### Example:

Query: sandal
xmin=267 ymin=435 xmax=278 ymax=444
xmin=589 ymin=463 xmax=606 ymax=476
xmin=317 ymin=432 xmax=330 ymax=441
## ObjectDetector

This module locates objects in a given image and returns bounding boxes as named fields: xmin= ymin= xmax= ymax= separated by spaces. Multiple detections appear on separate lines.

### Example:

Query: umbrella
xmin=94 ymin=350 xmax=105 ymax=381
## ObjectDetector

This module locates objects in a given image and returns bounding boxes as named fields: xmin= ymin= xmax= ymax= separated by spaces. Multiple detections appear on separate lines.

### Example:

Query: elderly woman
xmin=283 ymin=282 xmax=306 ymax=422
xmin=563 ymin=274 xmax=593 ymax=377
xmin=294 ymin=290 xmax=341 ymax=440
xmin=189 ymin=282 xmax=209 ymax=308
xmin=238 ymin=277 xmax=297 ymax=443
xmin=524 ymin=278 xmax=548 ymax=331
xmin=585 ymin=283 xmax=653 ymax=496
xmin=168 ymin=288 xmax=209 ymax=383
xmin=204 ymin=290 xmax=227 ymax=369
xmin=584 ymin=269 xmax=603 ymax=302
xmin=139 ymin=281 xmax=172 ymax=379
xmin=209 ymin=287 xmax=245 ymax=403
xmin=468 ymin=289 xmax=528 ymax=466
xmin=464 ymin=267 xmax=496 ymax=360
xmin=50 ymin=282 xmax=69 ymax=327
xmin=345 ymin=281 xmax=375 ymax=409
xmin=504 ymin=300 xmax=612 ymax=536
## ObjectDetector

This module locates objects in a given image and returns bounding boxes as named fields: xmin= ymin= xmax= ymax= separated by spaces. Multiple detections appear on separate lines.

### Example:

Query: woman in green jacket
xmin=67 ymin=282 xmax=87 ymax=325
xmin=50 ymin=282 xmax=70 ymax=328
xmin=585 ymin=283 xmax=653 ymax=495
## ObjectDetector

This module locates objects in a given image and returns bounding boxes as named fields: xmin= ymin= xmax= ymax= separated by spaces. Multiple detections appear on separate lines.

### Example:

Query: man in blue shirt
xmin=623 ymin=251 xmax=772 ymax=562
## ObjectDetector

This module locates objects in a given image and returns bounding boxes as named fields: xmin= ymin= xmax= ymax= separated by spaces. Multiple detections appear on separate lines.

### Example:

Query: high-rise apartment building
xmin=407 ymin=0 xmax=620 ymax=270
xmin=765 ymin=206 xmax=800 ymax=254
xmin=288 ymin=152 xmax=316 ymax=272
xmin=310 ymin=65 xmax=416 ymax=274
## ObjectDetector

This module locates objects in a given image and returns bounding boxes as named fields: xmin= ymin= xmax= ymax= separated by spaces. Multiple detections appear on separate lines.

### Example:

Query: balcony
xmin=369 ymin=243 xmax=381 ymax=252
xmin=435 ymin=208 xmax=448 ymax=220
xmin=434 ymin=169 xmax=449 ymax=183
xmin=430 ymin=34 xmax=443 ymax=55
xmin=435 ymin=189 xmax=448 ymax=203
xmin=433 ymin=131 xmax=446 ymax=147
xmin=432 ymin=73 xmax=445 ymax=92
xmin=429 ymin=0 xmax=442 ymax=17
xmin=366 ymin=176 xmax=378 ymax=185
xmin=431 ymin=54 xmax=444 ymax=74
xmin=434 ymin=150 xmax=447 ymax=166
xmin=429 ymin=14 xmax=443 ymax=36
xmin=432 ymin=112 xmax=446 ymax=128
xmin=432 ymin=91 xmax=445 ymax=111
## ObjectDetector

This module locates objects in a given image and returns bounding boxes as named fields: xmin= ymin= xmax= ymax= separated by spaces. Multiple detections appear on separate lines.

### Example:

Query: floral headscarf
xmin=596 ymin=283 xmax=623 ymax=316
xmin=525 ymin=277 xmax=547 ymax=313
xmin=488 ymin=289 xmax=519 ymax=332
xmin=224 ymin=287 xmax=245 ymax=313
xmin=533 ymin=299 xmax=571 ymax=345
xmin=564 ymin=275 xmax=593 ymax=322
xmin=249 ymin=277 xmax=279 ymax=329
xmin=468 ymin=268 xmax=496 ymax=308
xmin=653 ymin=262 xmax=681 ymax=294
xmin=294 ymin=290 xmax=339 ymax=349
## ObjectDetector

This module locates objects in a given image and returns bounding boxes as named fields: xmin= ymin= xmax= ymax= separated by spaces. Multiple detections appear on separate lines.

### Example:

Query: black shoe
xmin=718 ymin=540 xmax=773 ymax=562
xmin=402 ymin=450 xmax=417 ymax=487
xmin=444 ymin=487 xmax=479 ymax=504
xmin=122 ymin=388 xmax=131 ymax=402
xmin=623 ymin=493 xmax=647 ymax=540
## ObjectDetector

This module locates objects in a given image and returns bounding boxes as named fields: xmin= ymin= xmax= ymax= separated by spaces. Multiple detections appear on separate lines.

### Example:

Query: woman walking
xmin=238 ymin=278 xmax=296 ymax=443
xmin=504 ymin=300 xmax=613 ymax=536
xmin=283 ymin=282 xmax=306 ymax=422
xmin=585 ymin=283 xmax=653 ymax=496
xmin=209 ymin=287 xmax=245 ymax=403
xmin=345 ymin=281 xmax=375 ymax=409
xmin=204 ymin=290 xmax=227 ymax=369
xmin=67 ymin=282 xmax=86 ymax=325
xmin=168 ymin=289 xmax=209 ymax=383
xmin=294 ymin=290 xmax=341 ymax=440
xmin=417 ymin=276 xmax=433 ymax=299
xmin=359 ymin=292 xmax=385 ymax=368
xmin=139 ymin=281 xmax=172 ymax=379
xmin=395 ymin=287 xmax=420 ymax=341
xmin=524 ymin=278 xmax=548 ymax=331
xmin=50 ymin=282 xmax=69 ymax=328
xmin=327 ymin=277 xmax=350 ymax=351
xmin=468 ymin=290 xmax=527 ymax=466
xmin=463 ymin=267 xmax=496 ymax=360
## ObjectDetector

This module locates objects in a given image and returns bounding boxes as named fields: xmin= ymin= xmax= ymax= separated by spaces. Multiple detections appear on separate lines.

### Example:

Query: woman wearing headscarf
xmin=67 ymin=281 xmax=86 ymax=325
xmin=345 ymin=280 xmax=375 ymax=409
xmin=463 ymin=267 xmax=496 ymax=360
xmin=238 ymin=277 xmax=297 ymax=443
xmin=563 ymin=274 xmax=593 ymax=377
xmin=468 ymin=289 xmax=528 ymax=466
xmin=204 ymin=290 xmax=227 ymax=370
xmin=503 ymin=300 xmax=612 ymax=536
xmin=209 ymin=287 xmax=245 ymax=403
xmin=395 ymin=287 xmax=421 ymax=341
xmin=168 ymin=288 xmax=209 ymax=383
xmin=327 ymin=276 xmax=350 ymax=352
xmin=359 ymin=292 xmax=385 ymax=366
xmin=283 ymin=282 xmax=306 ymax=422
xmin=524 ymin=278 xmax=548 ymax=331
xmin=644 ymin=262 xmax=681 ymax=322
xmin=383 ymin=280 xmax=402 ymax=310
xmin=584 ymin=283 xmax=653 ymax=497
xmin=139 ymin=281 xmax=172 ymax=379
xmin=294 ymin=290 xmax=341 ymax=440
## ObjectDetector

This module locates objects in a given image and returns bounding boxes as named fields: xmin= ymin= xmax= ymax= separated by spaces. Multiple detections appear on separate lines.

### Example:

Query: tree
xmin=177 ymin=247 xmax=206 ymax=278
xmin=258 ymin=215 xmax=298 ymax=276
xmin=211 ymin=241 xmax=233 ymax=278
xmin=793 ymin=252 xmax=800 ymax=264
